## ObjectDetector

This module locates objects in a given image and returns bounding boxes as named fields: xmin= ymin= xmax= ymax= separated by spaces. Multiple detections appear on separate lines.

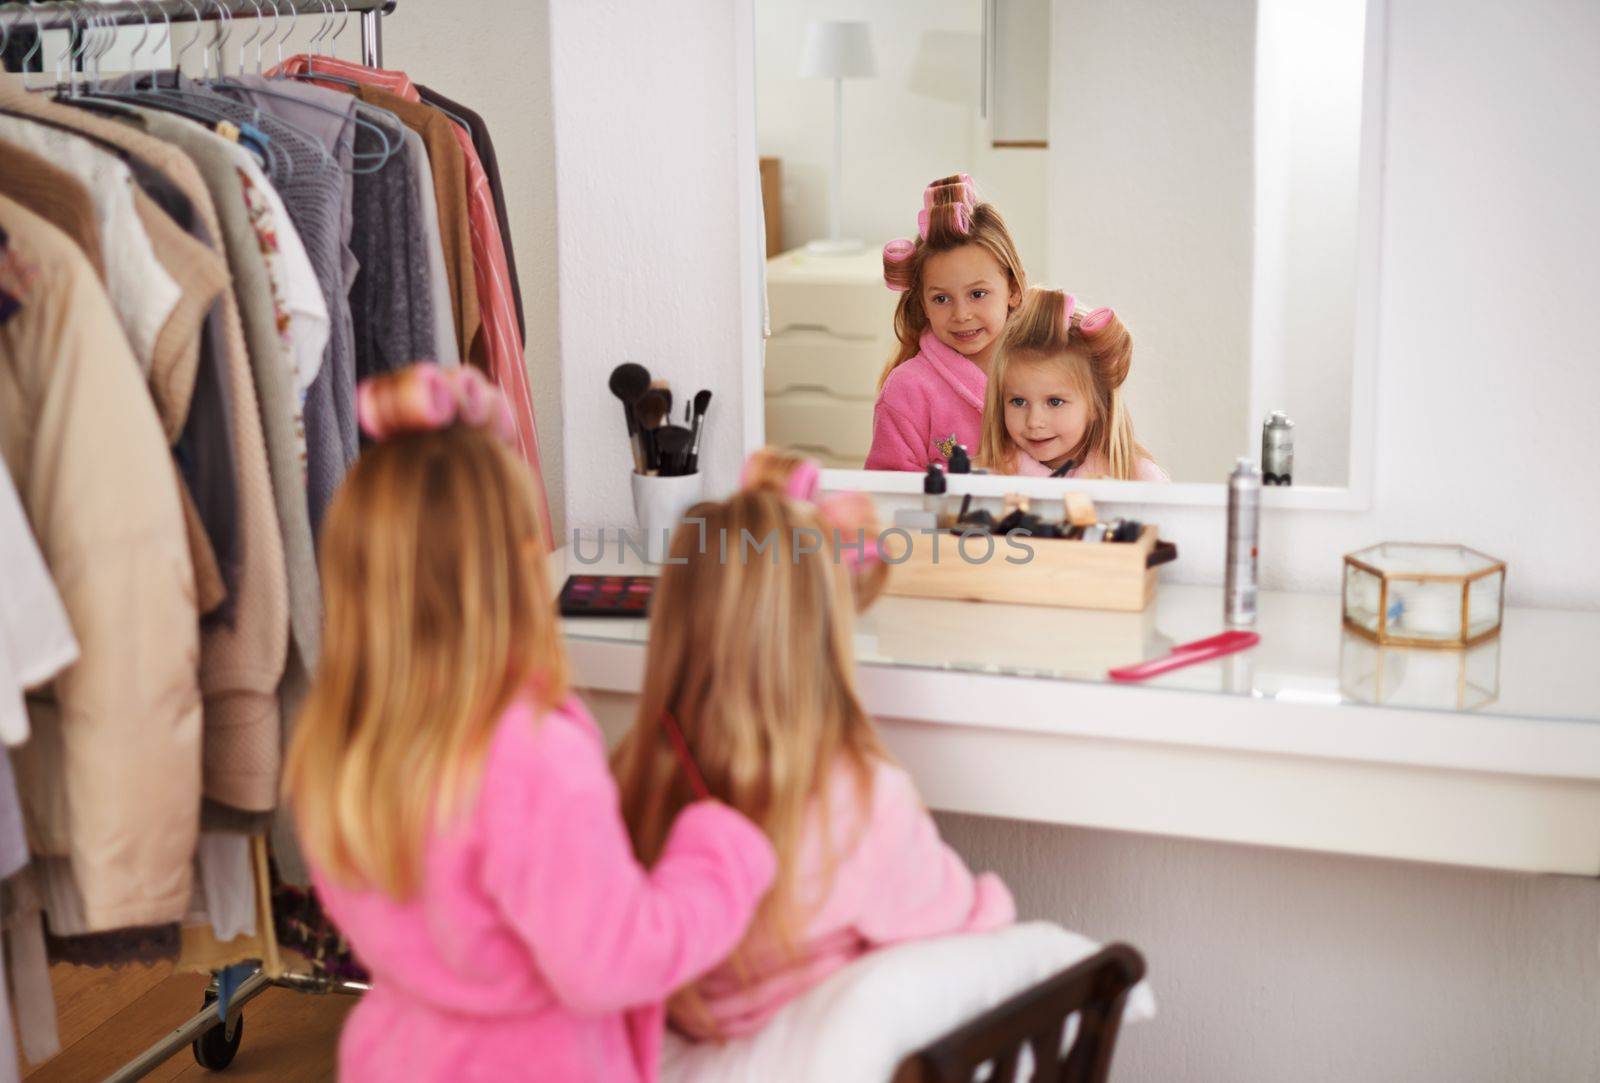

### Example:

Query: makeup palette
xmin=558 ymin=574 xmax=655 ymax=618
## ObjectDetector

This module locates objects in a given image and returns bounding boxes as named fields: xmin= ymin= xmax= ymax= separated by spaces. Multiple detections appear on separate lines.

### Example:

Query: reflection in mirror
xmin=757 ymin=0 xmax=1369 ymax=486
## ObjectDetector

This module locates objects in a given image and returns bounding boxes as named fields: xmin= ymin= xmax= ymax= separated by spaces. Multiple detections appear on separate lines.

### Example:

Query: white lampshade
xmin=799 ymin=20 xmax=877 ymax=80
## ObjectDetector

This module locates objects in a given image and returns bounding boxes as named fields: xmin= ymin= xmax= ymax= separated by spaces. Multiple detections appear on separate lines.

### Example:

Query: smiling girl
xmin=978 ymin=288 xmax=1168 ymax=481
xmin=864 ymin=175 xmax=1028 ymax=471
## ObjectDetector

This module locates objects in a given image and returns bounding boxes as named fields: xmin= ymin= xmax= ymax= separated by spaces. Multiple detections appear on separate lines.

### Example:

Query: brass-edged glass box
xmin=1342 ymin=543 xmax=1505 ymax=648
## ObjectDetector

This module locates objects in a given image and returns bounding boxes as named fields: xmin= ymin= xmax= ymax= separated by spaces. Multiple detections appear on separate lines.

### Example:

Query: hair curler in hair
xmin=1081 ymin=306 xmax=1114 ymax=334
xmin=450 ymin=366 xmax=494 ymax=427
xmin=883 ymin=238 xmax=916 ymax=291
xmin=923 ymin=179 xmax=976 ymax=213
xmin=357 ymin=363 xmax=457 ymax=441
xmin=918 ymin=201 xmax=971 ymax=241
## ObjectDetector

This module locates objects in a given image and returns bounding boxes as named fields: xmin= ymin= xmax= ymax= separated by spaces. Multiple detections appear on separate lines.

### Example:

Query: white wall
xmin=755 ymin=0 xmax=1049 ymax=276
xmin=936 ymin=812 xmax=1600 ymax=1082
xmin=547 ymin=0 xmax=755 ymax=536
xmin=1049 ymin=0 xmax=1257 ymax=485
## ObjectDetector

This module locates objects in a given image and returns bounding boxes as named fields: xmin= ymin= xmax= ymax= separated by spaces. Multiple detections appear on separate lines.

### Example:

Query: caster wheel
xmin=193 ymin=992 xmax=244 ymax=1071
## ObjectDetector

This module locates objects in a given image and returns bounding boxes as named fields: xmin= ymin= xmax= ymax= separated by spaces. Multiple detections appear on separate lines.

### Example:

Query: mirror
xmin=755 ymin=0 xmax=1377 ymax=494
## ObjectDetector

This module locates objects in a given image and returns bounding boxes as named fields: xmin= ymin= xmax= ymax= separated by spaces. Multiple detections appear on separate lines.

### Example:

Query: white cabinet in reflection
xmin=764 ymin=247 xmax=898 ymax=469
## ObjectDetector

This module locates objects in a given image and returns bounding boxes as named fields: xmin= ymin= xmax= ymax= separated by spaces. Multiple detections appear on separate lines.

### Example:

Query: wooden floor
xmin=19 ymin=962 xmax=353 ymax=1082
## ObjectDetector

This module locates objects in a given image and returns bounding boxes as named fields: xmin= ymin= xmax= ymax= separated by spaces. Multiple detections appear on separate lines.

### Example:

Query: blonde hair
xmin=879 ymin=175 xmax=1028 ymax=389
xmin=977 ymin=288 xmax=1155 ymax=480
xmin=283 ymin=423 xmax=570 ymax=899
xmin=612 ymin=461 xmax=888 ymax=1033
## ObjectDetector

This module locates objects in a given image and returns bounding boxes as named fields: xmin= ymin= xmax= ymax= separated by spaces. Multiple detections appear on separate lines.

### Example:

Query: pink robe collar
xmin=917 ymin=329 xmax=987 ymax=413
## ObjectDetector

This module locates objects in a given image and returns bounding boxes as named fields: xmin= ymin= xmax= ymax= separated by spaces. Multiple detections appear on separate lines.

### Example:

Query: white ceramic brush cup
xmin=630 ymin=471 xmax=705 ymax=564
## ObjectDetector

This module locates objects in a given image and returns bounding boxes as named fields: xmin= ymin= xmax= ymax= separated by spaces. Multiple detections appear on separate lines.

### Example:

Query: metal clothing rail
xmin=3 ymin=1 xmax=397 ymax=1072
xmin=0 ymin=0 xmax=396 ymax=68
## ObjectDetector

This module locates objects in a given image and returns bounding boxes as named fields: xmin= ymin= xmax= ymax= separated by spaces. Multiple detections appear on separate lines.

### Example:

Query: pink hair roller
xmin=450 ymin=366 xmax=494 ymax=426
xmin=1062 ymin=293 xmax=1078 ymax=325
xmin=736 ymin=451 xmax=822 ymax=503
xmin=1081 ymin=306 xmax=1115 ymax=333
xmin=922 ymin=176 xmax=976 ymax=212
xmin=917 ymin=203 xmax=970 ymax=240
xmin=883 ymin=238 xmax=916 ymax=292
xmin=357 ymin=362 xmax=456 ymax=441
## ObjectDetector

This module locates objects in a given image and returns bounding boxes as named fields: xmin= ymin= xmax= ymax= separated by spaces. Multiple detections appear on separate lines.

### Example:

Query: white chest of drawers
xmin=763 ymin=246 xmax=900 ymax=468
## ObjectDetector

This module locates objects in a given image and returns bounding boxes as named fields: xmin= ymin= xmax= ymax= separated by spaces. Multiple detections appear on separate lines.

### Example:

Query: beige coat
xmin=0 ymin=74 xmax=292 ymax=835
xmin=0 ymin=193 xmax=202 ymax=931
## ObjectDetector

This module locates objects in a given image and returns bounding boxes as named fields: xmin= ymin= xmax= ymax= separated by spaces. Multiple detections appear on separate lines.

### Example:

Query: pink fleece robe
xmin=865 ymin=330 xmax=988 ymax=471
xmin=1007 ymin=449 xmax=1171 ymax=481
xmin=311 ymin=694 xmax=777 ymax=1083
xmin=680 ymin=759 xmax=1015 ymax=1039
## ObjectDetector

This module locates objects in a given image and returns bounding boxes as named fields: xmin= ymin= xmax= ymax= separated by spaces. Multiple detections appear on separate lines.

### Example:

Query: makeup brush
xmin=655 ymin=426 xmax=693 ymax=477
xmin=608 ymin=363 xmax=651 ymax=472
xmin=634 ymin=390 xmax=670 ymax=472
xmin=649 ymin=379 xmax=673 ymax=425
xmin=686 ymin=389 xmax=713 ymax=473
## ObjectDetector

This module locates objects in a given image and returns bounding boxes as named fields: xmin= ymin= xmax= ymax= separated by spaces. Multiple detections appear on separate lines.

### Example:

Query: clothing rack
xmin=2 ymin=4 xmax=394 ymax=1077
xmin=0 ymin=0 xmax=395 ymax=69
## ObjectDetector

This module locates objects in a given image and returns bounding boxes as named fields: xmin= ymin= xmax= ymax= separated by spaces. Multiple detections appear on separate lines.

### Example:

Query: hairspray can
xmin=1225 ymin=458 xmax=1261 ymax=625
xmin=1262 ymin=412 xmax=1295 ymax=486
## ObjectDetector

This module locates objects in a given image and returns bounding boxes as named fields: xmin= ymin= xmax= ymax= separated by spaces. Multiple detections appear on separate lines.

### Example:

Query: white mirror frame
xmin=736 ymin=0 xmax=1386 ymax=512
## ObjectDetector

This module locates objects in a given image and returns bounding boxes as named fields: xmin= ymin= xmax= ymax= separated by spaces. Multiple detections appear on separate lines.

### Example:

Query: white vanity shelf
xmin=555 ymin=543 xmax=1600 ymax=878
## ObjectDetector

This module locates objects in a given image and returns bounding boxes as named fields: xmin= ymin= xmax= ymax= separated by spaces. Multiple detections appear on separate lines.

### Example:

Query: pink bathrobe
xmin=1007 ymin=449 xmax=1171 ymax=481
xmin=681 ymin=760 xmax=1015 ymax=1039
xmin=311 ymin=694 xmax=776 ymax=1083
xmin=865 ymin=330 xmax=987 ymax=471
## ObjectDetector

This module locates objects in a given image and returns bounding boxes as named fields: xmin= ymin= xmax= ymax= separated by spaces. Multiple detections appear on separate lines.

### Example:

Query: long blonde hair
xmin=879 ymin=174 xmax=1028 ymax=389
xmin=612 ymin=462 xmax=888 ymax=1031
xmin=283 ymin=424 xmax=570 ymax=899
xmin=977 ymin=287 xmax=1155 ymax=480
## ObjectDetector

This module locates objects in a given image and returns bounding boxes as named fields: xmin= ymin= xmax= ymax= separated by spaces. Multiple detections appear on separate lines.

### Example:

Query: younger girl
xmin=978 ymin=288 xmax=1169 ymax=481
xmin=284 ymin=364 xmax=776 ymax=1082
xmin=612 ymin=449 xmax=1014 ymax=1040
xmin=865 ymin=174 xmax=1028 ymax=472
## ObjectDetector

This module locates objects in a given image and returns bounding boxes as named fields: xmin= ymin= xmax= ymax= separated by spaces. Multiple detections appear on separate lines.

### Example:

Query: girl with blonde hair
xmin=978 ymin=288 xmax=1169 ymax=481
xmin=612 ymin=449 xmax=1014 ymax=1040
xmin=284 ymin=364 xmax=775 ymax=1083
xmin=865 ymin=174 xmax=1029 ymax=472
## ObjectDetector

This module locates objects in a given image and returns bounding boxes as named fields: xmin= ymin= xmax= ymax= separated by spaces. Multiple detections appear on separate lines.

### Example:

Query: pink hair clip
xmin=1062 ymin=293 xmax=1078 ymax=324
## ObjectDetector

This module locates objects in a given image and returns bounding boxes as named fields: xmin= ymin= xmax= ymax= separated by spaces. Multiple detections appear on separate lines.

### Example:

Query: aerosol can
xmin=1225 ymin=458 xmax=1261 ymax=625
xmin=1262 ymin=411 xmax=1295 ymax=486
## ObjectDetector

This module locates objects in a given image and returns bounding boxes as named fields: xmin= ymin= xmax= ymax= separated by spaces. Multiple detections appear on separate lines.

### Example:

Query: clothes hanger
xmin=61 ymin=0 xmax=288 ymax=176
xmin=202 ymin=0 xmax=401 ymax=174
xmin=280 ymin=0 xmax=361 ymax=90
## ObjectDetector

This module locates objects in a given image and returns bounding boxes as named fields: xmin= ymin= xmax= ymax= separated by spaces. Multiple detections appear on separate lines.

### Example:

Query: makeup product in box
xmin=1225 ymin=458 xmax=1261 ymax=625
xmin=1063 ymin=492 xmax=1097 ymax=528
xmin=559 ymin=574 xmax=655 ymax=618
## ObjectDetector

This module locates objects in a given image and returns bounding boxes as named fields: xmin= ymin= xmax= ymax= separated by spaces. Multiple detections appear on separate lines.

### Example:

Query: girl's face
xmin=920 ymin=245 xmax=1019 ymax=369
xmin=1002 ymin=358 xmax=1092 ymax=468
